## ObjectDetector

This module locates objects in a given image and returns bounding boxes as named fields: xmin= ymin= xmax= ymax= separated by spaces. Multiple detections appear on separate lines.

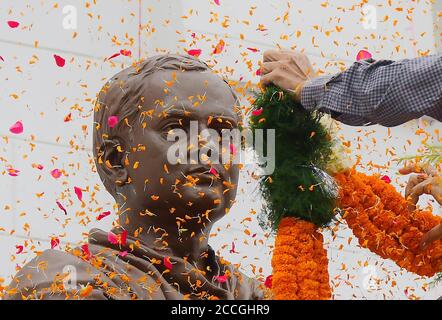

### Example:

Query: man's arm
xmin=261 ymin=51 xmax=442 ymax=127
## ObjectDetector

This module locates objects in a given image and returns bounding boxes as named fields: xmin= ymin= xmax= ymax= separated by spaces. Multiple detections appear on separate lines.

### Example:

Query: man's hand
xmin=420 ymin=224 xmax=442 ymax=249
xmin=399 ymin=164 xmax=442 ymax=211
xmin=260 ymin=50 xmax=316 ymax=102
xmin=399 ymin=163 xmax=442 ymax=249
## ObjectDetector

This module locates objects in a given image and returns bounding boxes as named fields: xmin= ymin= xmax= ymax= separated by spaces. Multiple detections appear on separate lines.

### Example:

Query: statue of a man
xmin=4 ymin=54 xmax=268 ymax=300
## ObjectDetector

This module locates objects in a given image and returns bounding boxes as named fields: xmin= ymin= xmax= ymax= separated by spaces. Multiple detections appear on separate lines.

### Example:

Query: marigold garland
xmin=334 ymin=169 xmax=442 ymax=277
xmin=249 ymin=86 xmax=335 ymax=300
xmin=272 ymin=217 xmax=331 ymax=300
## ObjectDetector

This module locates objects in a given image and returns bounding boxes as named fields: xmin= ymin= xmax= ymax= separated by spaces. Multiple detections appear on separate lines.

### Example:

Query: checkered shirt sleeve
xmin=301 ymin=54 xmax=442 ymax=127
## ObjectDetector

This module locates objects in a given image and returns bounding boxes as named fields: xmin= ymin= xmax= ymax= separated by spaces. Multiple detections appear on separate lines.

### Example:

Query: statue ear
xmin=99 ymin=139 xmax=129 ymax=187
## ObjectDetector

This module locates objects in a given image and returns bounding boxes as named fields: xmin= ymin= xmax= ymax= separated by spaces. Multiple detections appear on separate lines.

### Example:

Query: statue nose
xmin=198 ymin=130 xmax=220 ymax=164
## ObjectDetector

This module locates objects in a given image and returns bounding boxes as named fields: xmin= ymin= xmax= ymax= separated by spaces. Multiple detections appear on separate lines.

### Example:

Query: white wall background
xmin=0 ymin=0 xmax=441 ymax=299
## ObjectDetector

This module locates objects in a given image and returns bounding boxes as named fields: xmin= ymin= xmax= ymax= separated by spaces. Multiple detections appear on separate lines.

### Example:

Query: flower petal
xmin=356 ymin=49 xmax=372 ymax=61
xmin=9 ymin=121 xmax=23 ymax=134
xmin=53 ymin=54 xmax=66 ymax=67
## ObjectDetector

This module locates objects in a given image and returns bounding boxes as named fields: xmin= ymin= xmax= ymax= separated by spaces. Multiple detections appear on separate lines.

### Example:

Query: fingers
xmin=263 ymin=49 xmax=292 ymax=62
xmin=259 ymin=70 xmax=278 ymax=87
xmin=405 ymin=175 xmax=426 ymax=200
xmin=406 ymin=179 xmax=434 ymax=211
xmin=260 ymin=61 xmax=282 ymax=75
xmin=420 ymin=224 xmax=442 ymax=249
xmin=399 ymin=163 xmax=437 ymax=176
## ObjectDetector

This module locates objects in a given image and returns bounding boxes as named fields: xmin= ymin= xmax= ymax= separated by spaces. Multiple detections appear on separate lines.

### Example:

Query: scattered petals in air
xmin=213 ymin=39 xmax=225 ymax=54
xmin=97 ymin=211 xmax=111 ymax=221
xmin=108 ymin=231 xmax=119 ymax=245
xmin=0 ymin=56 xmax=4 ymax=62
xmin=7 ymin=21 xmax=20 ymax=28
xmin=74 ymin=186 xmax=83 ymax=202
xmin=51 ymin=169 xmax=62 ymax=179
xmin=79 ymin=284 xmax=93 ymax=298
xmin=247 ymin=47 xmax=259 ymax=53
xmin=120 ymin=49 xmax=132 ymax=57
xmin=188 ymin=49 xmax=202 ymax=57
xmin=51 ymin=237 xmax=60 ymax=249
xmin=214 ymin=275 xmax=227 ymax=283
xmin=264 ymin=275 xmax=272 ymax=289
xmin=209 ymin=167 xmax=219 ymax=177
xmin=9 ymin=121 xmax=23 ymax=134
xmin=164 ymin=256 xmax=173 ymax=270
xmin=81 ymin=244 xmax=92 ymax=260
xmin=106 ymin=53 xmax=121 ymax=61
xmin=15 ymin=245 xmax=24 ymax=254
xmin=56 ymin=201 xmax=67 ymax=215
xmin=7 ymin=167 xmax=20 ymax=177
xmin=229 ymin=143 xmax=236 ymax=155
xmin=356 ymin=50 xmax=372 ymax=61
xmin=53 ymin=54 xmax=66 ymax=67
xmin=380 ymin=175 xmax=392 ymax=184
xmin=32 ymin=163 xmax=44 ymax=170
xmin=252 ymin=108 xmax=263 ymax=116
xmin=108 ymin=116 xmax=119 ymax=128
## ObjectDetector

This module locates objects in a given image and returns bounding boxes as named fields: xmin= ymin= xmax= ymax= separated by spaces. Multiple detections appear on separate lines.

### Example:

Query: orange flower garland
xmin=335 ymin=170 xmax=442 ymax=277
xmin=272 ymin=217 xmax=332 ymax=300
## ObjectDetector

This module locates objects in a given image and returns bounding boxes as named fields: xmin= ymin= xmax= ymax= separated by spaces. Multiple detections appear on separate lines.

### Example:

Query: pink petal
xmin=81 ymin=244 xmax=92 ymax=260
xmin=252 ymin=108 xmax=263 ymax=116
xmin=51 ymin=169 xmax=62 ymax=179
xmin=107 ymin=53 xmax=121 ymax=61
xmin=120 ymin=230 xmax=127 ymax=246
xmin=9 ymin=121 xmax=23 ymax=134
xmin=53 ymin=54 xmax=66 ymax=67
xmin=188 ymin=49 xmax=202 ymax=57
xmin=164 ymin=256 xmax=173 ymax=270
xmin=380 ymin=175 xmax=391 ymax=184
xmin=209 ymin=167 xmax=219 ymax=177
xmin=264 ymin=275 xmax=272 ymax=289
xmin=56 ymin=201 xmax=67 ymax=215
xmin=7 ymin=21 xmax=20 ymax=28
xmin=229 ymin=143 xmax=236 ymax=155
xmin=0 ymin=56 xmax=4 ymax=62
xmin=7 ymin=168 xmax=20 ymax=177
xmin=97 ymin=211 xmax=111 ymax=221
xmin=108 ymin=116 xmax=119 ymax=128
xmin=214 ymin=275 xmax=227 ymax=283
xmin=120 ymin=49 xmax=132 ymax=57
xmin=74 ymin=186 xmax=83 ymax=202
xmin=256 ymin=69 xmax=262 ymax=76
xmin=212 ymin=40 xmax=225 ymax=54
xmin=33 ymin=164 xmax=44 ymax=170
xmin=229 ymin=241 xmax=237 ymax=254
xmin=15 ymin=245 xmax=24 ymax=254
xmin=118 ymin=251 xmax=128 ymax=257
xmin=108 ymin=231 xmax=119 ymax=245
xmin=356 ymin=49 xmax=372 ymax=61
xmin=214 ymin=0 xmax=220 ymax=5
xmin=247 ymin=47 xmax=259 ymax=52
xmin=51 ymin=237 xmax=60 ymax=249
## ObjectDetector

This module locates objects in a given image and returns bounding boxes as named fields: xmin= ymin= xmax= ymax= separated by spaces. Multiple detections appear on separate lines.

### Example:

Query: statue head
xmin=93 ymin=54 xmax=241 ymax=231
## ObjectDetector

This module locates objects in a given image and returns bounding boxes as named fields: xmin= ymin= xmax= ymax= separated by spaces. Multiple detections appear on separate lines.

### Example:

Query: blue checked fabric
xmin=301 ymin=54 xmax=442 ymax=127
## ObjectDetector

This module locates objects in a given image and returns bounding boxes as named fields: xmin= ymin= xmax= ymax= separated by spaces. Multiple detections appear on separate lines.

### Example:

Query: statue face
xmin=121 ymin=70 xmax=240 ymax=223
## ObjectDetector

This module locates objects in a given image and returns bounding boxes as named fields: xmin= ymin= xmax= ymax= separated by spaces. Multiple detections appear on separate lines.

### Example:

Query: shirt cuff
xmin=300 ymin=75 xmax=335 ymax=111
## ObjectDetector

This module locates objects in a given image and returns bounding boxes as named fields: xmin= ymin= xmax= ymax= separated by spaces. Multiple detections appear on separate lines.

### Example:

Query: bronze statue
xmin=4 ymin=54 xmax=268 ymax=300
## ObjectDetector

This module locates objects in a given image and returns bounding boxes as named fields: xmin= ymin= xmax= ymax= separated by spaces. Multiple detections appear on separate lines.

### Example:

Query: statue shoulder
xmin=2 ymin=248 xmax=104 ymax=300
